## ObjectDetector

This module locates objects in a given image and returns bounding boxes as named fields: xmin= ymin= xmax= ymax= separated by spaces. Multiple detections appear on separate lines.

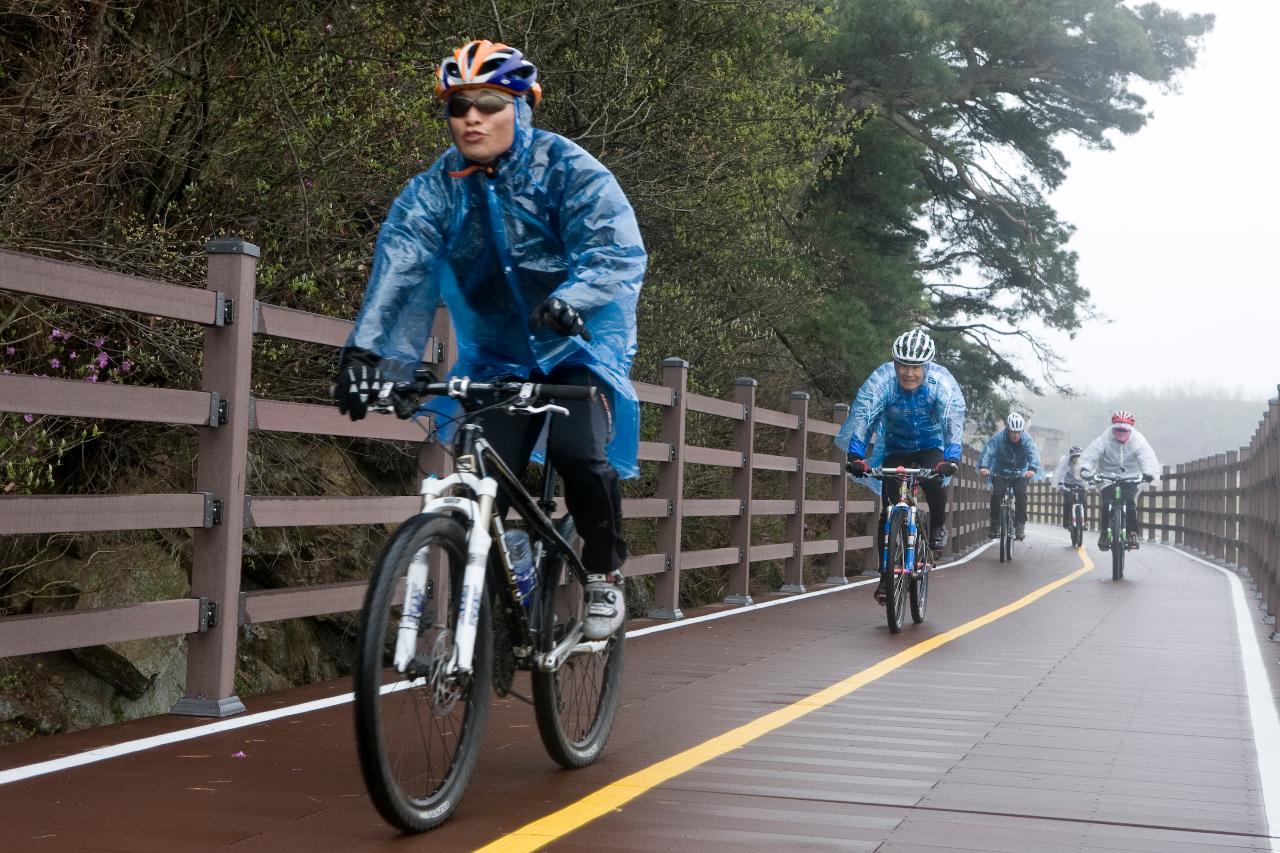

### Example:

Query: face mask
xmin=1111 ymin=427 xmax=1132 ymax=444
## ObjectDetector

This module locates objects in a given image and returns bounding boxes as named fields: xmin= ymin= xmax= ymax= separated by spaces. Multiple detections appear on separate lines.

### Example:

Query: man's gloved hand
xmin=529 ymin=298 xmax=586 ymax=337
xmin=933 ymin=460 xmax=958 ymax=477
xmin=334 ymin=347 xmax=383 ymax=421
xmin=1141 ymin=473 xmax=1155 ymax=483
xmin=1023 ymin=469 xmax=1035 ymax=479
xmin=846 ymin=454 xmax=871 ymax=477
xmin=978 ymin=467 xmax=991 ymax=477
xmin=1078 ymin=468 xmax=1093 ymax=481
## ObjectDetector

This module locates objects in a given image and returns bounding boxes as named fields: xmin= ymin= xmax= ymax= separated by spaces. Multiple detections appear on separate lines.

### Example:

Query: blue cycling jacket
xmin=834 ymin=362 xmax=966 ymax=464
xmin=979 ymin=429 xmax=1042 ymax=477
xmin=345 ymin=99 xmax=646 ymax=478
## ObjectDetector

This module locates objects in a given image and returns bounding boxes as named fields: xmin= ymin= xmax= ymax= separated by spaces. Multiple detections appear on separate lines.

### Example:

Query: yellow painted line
xmin=479 ymin=550 xmax=1096 ymax=852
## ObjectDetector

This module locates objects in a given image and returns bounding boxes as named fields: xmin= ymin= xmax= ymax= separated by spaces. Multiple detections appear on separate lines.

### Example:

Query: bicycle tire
xmin=999 ymin=502 xmax=1013 ymax=563
xmin=532 ymin=564 xmax=626 ymax=768
xmin=910 ymin=516 xmax=929 ymax=624
xmin=354 ymin=513 xmax=494 ymax=833
xmin=885 ymin=511 xmax=909 ymax=633
xmin=1110 ymin=503 xmax=1124 ymax=581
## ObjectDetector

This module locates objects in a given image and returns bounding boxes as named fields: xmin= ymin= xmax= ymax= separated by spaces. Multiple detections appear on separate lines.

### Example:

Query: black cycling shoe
xmin=873 ymin=576 xmax=889 ymax=606
xmin=1097 ymin=533 xmax=1110 ymax=552
xmin=1014 ymin=525 xmax=1025 ymax=541
xmin=929 ymin=527 xmax=948 ymax=552
xmin=988 ymin=526 xmax=999 ymax=539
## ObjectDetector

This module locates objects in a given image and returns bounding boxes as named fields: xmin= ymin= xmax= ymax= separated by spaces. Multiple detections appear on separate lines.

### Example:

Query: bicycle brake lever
xmin=509 ymin=402 xmax=570 ymax=417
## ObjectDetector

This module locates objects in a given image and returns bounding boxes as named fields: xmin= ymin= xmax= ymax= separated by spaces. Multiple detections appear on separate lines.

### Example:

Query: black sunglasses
xmin=446 ymin=91 xmax=514 ymax=118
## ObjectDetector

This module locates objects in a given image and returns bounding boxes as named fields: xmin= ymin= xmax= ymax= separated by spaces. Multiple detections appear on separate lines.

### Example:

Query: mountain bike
xmin=1091 ymin=474 xmax=1144 ymax=581
xmin=991 ymin=474 xmax=1018 ymax=563
xmin=1063 ymin=485 xmax=1086 ymax=549
xmin=864 ymin=467 xmax=941 ymax=633
xmin=352 ymin=371 xmax=626 ymax=832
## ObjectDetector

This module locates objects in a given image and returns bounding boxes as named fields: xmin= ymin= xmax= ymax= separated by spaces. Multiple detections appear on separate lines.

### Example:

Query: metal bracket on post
xmin=196 ymin=597 xmax=219 ymax=632
xmin=246 ymin=396 xmax=256 ymax=431
xmin=200 ymin=492 xmax=223 ymax=527
xmin=208 ymin=392 xmax=227 ymax=427
xmin=212 ymin=292 xmax=235 ymax=326
xmin=666 ymin=499 xmax=674 ymax=517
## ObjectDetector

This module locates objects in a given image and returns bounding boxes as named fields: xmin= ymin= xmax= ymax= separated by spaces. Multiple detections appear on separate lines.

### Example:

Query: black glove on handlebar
xmin=846 ymin=454 xmax=871 ymax=477
xmin=933 ymin=460 xmax=958 ymax=477
xmin=1141 ymin=473 xmax=1155 ymax=483
xmin=334 ymin=347 xmax=383 ymax=421
xmin=529 ymin=298 xmax=587 ymax=338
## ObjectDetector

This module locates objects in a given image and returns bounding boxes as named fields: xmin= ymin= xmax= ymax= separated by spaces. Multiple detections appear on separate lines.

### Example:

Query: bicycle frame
xmin=1093 ymin=475 xmax=1143 ymax=548
xmin=874 ymin=468 xmax=930 ymax=576
xmin=396 ymin=413 xmax=594 ymax=682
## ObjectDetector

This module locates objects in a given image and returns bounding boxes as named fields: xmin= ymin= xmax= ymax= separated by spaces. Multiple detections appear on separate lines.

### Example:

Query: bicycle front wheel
xmin=354 ymin=514 xmax=494 ymax=833
xmin=532 ymin=566 xmax=626 ymax=768
xmin=910 ymin=516 xmax=930 ymax=624
xmin=1111 ymin=504 xmax=1125 ymax=581
xmin=885 ymin=511 xmax=910 ymax=633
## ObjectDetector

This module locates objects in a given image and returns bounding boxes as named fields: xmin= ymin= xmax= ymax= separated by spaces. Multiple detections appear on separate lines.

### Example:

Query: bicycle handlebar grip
xmin=534 ymin=383 xmax=597 ymax=402
xmin=579 ymin=326 xmax=593 ymax=343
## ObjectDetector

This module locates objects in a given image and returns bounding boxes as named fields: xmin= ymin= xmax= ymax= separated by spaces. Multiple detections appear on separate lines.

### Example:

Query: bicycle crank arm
xmin=536 ymin=624 xmax=607 ymax=672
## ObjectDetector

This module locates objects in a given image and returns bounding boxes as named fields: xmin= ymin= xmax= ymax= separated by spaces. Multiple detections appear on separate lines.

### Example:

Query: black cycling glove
xmin=1141 ymin=473 xmax=1155 ymax=483
xmin=933 ymin=460 xmax=958 ymax=477
xmin=334 ymin=347 xmax=383 ymax=421
xmin=529 ymin=298 xmax=586 ymax=337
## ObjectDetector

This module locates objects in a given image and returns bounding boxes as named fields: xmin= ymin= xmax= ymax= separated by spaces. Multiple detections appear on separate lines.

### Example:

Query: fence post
xmin=725 ymin=378 xmax=756 ymax=605
xmin=174 ymin=239 xmax=258 ymax=717
xmin=649 ymin=357 xmax=688 ymax=620
xmin=825 ymin=402 xmax=850 ymax=585
xmin=781 ymin=392 xmax=809 ymax=593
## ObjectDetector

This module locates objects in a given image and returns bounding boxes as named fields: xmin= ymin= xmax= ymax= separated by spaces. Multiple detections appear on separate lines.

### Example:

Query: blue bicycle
xmin=867 ymin=467 xmax=942 ymax=633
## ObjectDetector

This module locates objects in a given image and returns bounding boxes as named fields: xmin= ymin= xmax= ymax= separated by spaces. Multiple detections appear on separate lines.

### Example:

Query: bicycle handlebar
xmin=862 ymin=466 xmax=942 ymax=481
xmin=370 ymin=372 xmax=597 ymax=417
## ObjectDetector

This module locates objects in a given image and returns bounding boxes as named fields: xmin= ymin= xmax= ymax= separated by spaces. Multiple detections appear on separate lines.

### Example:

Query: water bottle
xmin=502 ymin=529 xmax=537 ymax=606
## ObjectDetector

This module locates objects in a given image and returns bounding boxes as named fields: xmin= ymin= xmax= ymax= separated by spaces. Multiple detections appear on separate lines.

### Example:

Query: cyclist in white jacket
xmin=1077 ymin=411 xmax=1160 ymax=550
xmin=1053 ymin=445 xmax=1089 ymax=532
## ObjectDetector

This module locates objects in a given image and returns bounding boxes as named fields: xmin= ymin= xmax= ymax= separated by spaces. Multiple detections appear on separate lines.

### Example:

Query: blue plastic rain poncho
xmin=345 ymin=99 xmax=647 ymax=477
xmin=834 ymin=362 xmax=966 ymax=464
xmin=979 ymin=429 xmax=1042 ymax=478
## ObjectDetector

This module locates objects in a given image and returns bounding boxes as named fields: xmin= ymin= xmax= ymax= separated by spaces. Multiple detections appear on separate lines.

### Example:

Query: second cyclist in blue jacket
xmin=836 ymin=329 xmax=966 ymax=603
xmin=978 ymin=412 xmax=1042 ymax=540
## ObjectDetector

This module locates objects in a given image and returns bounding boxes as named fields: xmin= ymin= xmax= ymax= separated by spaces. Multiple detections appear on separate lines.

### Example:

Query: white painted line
xmin=1158 ymin=545 xmax=1280 ymax=852
xmin=0 ymin=539 xmax=996 ymax=786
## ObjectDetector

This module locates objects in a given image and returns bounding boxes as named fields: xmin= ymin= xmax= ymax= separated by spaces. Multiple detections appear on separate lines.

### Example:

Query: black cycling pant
xmin=989 ymin=475 xmax=1028 ymax=527
xmin=474 ymin=364 xmax=626 ymax=576
xmin=1061 ymin=486 xmax=1088 ymax=527
xmin=1099 ymin=482 xmax=1142 ymax=537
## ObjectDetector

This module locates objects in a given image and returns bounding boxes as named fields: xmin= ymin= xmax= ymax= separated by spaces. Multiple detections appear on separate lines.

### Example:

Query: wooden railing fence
xmin=1 ymin=244 xmax=991 ymax=716
xmin=1026 ymin=395 xmax=1280 ymax=634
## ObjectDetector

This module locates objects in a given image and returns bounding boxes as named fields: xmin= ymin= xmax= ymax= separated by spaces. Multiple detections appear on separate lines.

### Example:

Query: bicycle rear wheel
xmin=532 ymin=561 xmax=626 ymax=768
xmin=354 ymin=514 xmax=494 ymax=833
xmin=910 ymin=516 xmax=930 ymax=624
xmin=885 ymin=511 xmax=909 ymax=633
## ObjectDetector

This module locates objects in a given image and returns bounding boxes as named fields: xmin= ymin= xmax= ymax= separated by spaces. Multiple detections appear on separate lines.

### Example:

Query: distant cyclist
xmin=978 ymin=412 xmax=1041 ymax=540
xmin=1053 ymin=445 xmax=1089 ymax=533
xmin=1077 ymin=411 xmax=1160 ymax=550
xmin=836 ymin=328 xmax=966 ymax=604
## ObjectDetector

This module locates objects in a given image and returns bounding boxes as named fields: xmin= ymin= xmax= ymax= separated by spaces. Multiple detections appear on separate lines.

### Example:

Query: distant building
xmin=1030 ymin=425 xmax=1069 ymax=466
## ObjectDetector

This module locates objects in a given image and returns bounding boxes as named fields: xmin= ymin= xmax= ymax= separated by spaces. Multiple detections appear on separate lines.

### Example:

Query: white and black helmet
xmin=1006 ymin=412 xmax=1026 ymax=431
xmin=891 ymin=328 xmax=936 ymax=365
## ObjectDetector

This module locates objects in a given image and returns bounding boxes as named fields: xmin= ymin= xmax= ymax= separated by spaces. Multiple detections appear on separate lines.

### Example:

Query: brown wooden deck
xmin=2 ymin=526 xmax=1278 ymax=852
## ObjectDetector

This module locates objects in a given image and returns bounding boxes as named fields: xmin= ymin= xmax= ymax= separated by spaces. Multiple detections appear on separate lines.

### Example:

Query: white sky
xmin=1042 ymin=0 xmax=1279 ymax=403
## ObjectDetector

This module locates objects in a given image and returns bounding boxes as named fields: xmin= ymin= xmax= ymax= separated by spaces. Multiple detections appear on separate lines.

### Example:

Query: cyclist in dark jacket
xmin=978 ymin=412 xmax=1041 ymax=540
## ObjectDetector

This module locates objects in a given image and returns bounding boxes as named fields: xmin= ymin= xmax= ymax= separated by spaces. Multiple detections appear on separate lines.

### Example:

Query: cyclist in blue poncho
xmin=978 ymin=412 xmax=1041 ymax=541
xmin=334 ymin=40 xmax=644 ymax=639
xmin=835 ymin=328 xmax=967 ymax=604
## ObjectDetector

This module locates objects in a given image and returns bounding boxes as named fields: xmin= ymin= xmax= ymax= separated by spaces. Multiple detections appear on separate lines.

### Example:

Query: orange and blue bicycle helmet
xmin=436 ymin=40 xmax=542 ymax=105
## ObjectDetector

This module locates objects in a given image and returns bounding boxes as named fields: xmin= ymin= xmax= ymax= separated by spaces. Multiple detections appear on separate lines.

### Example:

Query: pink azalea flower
xmin=94 ymin=337 xmax=105 ymax=348
xmin=4 ymin=346 xmax=14 ymax=355
xmin=51 ymin=329 xmax=62 ymax=339
xmin=121 ymin=360 xmax=134 ymax=373
xmin=23 ymin=414 xmax=34 ymax=424
xmin=97 ymin=352 xmax=109 ymax=368
xmin=50 ymin=358 xmax=61 ymax=369
xmin=69 ymin=351 xmax=77 ymax=360
xmin=84 ymin=374 xmax=99 ymax=383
